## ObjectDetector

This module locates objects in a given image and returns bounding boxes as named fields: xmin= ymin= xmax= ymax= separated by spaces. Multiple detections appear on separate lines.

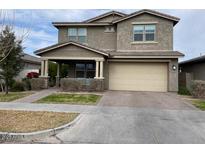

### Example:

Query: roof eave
xmin=110 ymin=55 xmax=184 ymax=59
xmin=52 ymin=22 xmax=112 ymax=27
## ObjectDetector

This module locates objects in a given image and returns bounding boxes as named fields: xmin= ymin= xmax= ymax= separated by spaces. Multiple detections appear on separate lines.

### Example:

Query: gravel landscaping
xmin=0 ymin=110 xmax=79 ymax=133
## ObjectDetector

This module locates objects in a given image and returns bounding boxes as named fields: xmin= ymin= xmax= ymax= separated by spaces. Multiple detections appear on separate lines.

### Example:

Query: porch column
xmin=57 ymin=63 xmax=60 ymax=77
xmin=99 ymin=60 xmax=104 ymax=79
xmin=45 ymin=59 xmax=48 ymax=77
xmin=40 ymin=59 xmax=49 ymax=89
xmin=56 ymin=62 xmax=60 ymax=87
xmin=95 ymin=60 xmax=99 ymax=79
xmin=41 ymin=60 xmax=45 ymax=76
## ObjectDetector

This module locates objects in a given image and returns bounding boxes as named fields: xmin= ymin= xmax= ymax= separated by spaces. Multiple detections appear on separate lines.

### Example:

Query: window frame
xmin=133 ymin=24 xmax=156 ymax=42
xmin=68 ymin=28 xmax=87 ymax=44
xmin=75 ymin=63 xmax=95 ymax=78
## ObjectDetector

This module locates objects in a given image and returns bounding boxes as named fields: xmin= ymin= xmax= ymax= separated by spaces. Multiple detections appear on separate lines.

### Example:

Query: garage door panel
xmin=109 ymin=62 xmax=168 ymax=92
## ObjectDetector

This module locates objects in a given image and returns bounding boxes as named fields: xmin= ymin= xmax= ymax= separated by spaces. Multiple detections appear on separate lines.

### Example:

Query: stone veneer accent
xmin=30 ymin=77 xmax=49 ymax=90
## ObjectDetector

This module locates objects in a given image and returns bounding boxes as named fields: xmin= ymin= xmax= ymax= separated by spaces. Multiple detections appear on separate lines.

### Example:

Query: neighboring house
xmin=15 ymin=53 xmax=41 ymax=80
xmin=179 ymin=55 xmax=205 ymax=81
xmin=34 ymin=9 xmax=184 ymax=92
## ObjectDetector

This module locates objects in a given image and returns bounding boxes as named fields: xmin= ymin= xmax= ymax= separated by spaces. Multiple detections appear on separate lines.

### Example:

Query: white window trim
xmin=132 ymin=24 xmax=156 ymax=43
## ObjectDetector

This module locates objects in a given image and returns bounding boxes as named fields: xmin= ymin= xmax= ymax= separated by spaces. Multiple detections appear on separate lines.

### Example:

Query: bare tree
xmin=0 ymin=10 xmax=32 ymax=59
xmin=0 ymin=10 xmax=33 ymax=92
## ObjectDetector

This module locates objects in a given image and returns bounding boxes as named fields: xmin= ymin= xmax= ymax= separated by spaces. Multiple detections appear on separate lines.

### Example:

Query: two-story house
xmin=34 ymin=9 xmax=184 ymax=92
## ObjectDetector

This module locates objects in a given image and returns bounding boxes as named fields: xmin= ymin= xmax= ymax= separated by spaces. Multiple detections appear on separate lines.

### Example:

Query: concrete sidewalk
xmin=0 ymin=102 xmax=96 ymax=113
xmin=11 ymin=88 xmax=59 ymax=103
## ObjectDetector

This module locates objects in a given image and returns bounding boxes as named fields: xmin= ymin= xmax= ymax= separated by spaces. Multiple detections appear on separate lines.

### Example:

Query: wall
xmin=179 ymin=72 xmax=193 ymax=91
xmin=180 ymin=62 xmax=205 ymax=81
xmin=168 ymin=59 xmax=178 ymax=92
xmin=87 ymin=26 xmax=116 ymax=51
xmin=116 ymin=13 xmax=173 ymax=51
xmin=57 ymin=26 xmax=116 ymax=51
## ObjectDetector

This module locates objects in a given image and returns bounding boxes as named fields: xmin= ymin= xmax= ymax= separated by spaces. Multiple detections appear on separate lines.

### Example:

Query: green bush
xmin=11 ymin=81 xmax=25 ymax=92
xmin=178 ymin=86 xmax=191 ymax=95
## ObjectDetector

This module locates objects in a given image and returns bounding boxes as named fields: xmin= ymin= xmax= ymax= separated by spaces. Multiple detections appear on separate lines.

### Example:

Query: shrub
xmin=26 ymin=72 xmax=39 ymax=79
xmin=11 ymin=81 xmax=25 ymax=92
xmin=178 ymin=86 xmax=191 ymax=95
xmin=191 ymin=80 xmax=205 ymax=98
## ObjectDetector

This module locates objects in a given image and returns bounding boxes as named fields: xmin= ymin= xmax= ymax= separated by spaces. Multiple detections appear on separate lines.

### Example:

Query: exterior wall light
xmin=172 ymin=65 xmax=177 ymax=71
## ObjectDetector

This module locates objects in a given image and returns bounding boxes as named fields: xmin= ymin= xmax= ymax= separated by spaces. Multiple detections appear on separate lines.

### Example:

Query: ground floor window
xmin=75 ymin=63 xmax=95 ymax=78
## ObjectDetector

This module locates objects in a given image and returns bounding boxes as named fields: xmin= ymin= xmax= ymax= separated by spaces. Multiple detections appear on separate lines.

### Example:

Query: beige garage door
xmin=109 ymin=62 xmax=168 ymax=92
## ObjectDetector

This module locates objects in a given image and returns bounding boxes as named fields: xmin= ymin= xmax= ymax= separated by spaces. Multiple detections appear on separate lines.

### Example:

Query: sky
xmin=1 ymin=9 xmax=205 ymax=61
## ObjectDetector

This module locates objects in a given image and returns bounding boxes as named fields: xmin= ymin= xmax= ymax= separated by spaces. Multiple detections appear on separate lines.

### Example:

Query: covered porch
xmin=35 ymin=42 xmax=108 ymax=91
xmin=40 ymin=57 xmax=105 ymax=90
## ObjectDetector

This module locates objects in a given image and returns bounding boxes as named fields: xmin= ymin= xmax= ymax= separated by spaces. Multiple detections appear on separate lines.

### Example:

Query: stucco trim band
xmin=41 ymin=57 xmax=105 ymax=61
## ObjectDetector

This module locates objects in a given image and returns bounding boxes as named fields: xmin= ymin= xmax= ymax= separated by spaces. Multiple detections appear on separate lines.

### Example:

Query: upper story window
xmin=133 ymin=24 xmax=156 ymax=42
xmin=68 ymin=28 xmax=87 ymax=44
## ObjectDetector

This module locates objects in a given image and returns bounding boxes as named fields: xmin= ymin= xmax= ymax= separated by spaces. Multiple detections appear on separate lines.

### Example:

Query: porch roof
xmin=109 ymin=51 xmax=185 ymax=58
xmin=34 ymin=41 xmax=109 ymax=57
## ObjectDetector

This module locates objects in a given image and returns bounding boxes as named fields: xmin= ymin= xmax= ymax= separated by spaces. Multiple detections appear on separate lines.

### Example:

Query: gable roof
xmin=22 ymin=53 xmax=41 ymax=64
xmin=52 ymin=10 xmax=180 ymax=28
xmin=84 ymin=11 xmax=127 ymax=23
xmin=34 ymin=41 xmax=109 ymax=56
xmin=112 ymin=9 xmax=180 ymax=25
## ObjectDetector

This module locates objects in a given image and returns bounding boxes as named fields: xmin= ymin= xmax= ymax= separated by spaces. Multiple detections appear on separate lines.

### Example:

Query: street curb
xmin=0 ymin=114 xmax=82 ymax=142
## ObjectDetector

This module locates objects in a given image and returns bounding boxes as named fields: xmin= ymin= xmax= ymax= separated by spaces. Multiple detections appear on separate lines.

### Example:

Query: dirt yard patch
xmin=0 ymin=110 xmax=79 ymax=133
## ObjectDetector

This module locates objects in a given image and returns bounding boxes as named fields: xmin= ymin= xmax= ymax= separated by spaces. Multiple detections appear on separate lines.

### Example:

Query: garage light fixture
xmin=172 ymin=65 xmax=177 ymax=71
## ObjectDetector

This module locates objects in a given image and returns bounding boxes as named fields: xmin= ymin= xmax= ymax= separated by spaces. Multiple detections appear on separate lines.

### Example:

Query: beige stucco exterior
xmin=168 ymin=58 xmax=178 ymax=91
xmin=58 ymin=26 xmax=116 ymax=51
xmin=116 ymin=13 xmax=173 ymax=51
xmin=57 ymin=13 xmax=173 ymax=52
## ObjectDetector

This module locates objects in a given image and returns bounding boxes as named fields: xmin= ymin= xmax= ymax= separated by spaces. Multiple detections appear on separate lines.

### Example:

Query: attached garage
xmin=108 ymin=62 xmax=168 ymax=92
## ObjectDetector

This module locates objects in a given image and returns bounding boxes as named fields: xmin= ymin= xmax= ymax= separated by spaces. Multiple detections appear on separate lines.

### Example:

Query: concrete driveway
xmin=56 ymin=107 xmax=205 ymax=144
xmin=52 ymin=91 xmax=205 ymax=144
xmin=98 ymin=91 xmax=197 ymax=110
